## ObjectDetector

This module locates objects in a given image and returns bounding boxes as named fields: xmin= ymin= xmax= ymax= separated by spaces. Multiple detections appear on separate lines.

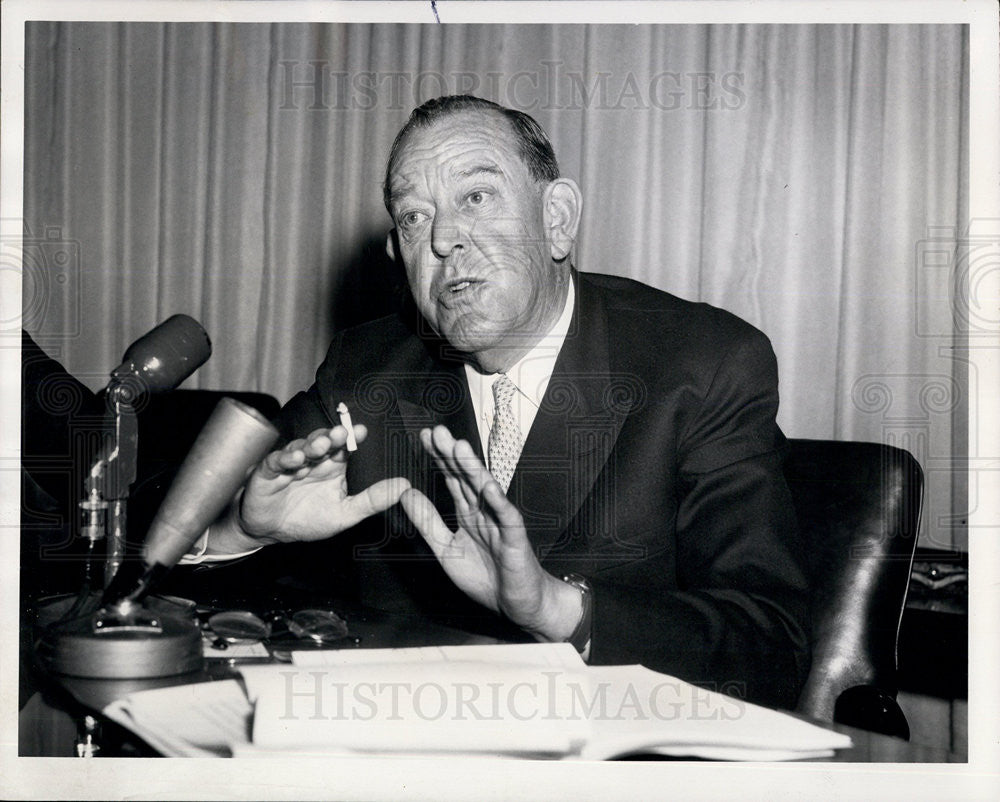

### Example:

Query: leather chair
xmin=786 ymin=439 xmax=922 ymax=739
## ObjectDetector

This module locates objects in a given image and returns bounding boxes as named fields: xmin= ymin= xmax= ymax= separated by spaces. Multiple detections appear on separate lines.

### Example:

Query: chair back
xmin=786 ymin=439 xmax=922 ymax=731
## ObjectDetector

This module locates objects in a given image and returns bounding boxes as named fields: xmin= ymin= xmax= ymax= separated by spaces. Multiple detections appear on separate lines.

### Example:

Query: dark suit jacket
xmin=21 ymin=330 xmax=107 ymax=601
xmin=275 ymin=271 xmax=811 ymax=709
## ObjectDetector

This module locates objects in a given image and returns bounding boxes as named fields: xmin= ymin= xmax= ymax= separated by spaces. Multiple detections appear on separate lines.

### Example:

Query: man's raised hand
xmin=399 ymin=425 xmax=581 ymax=642
xmin=237 ymin=423 xmax=409 ymax=545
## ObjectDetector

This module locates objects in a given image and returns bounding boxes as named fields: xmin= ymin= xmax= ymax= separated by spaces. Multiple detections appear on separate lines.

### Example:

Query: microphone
xmin=109 ymin=314 xmax=212 ymax=398
xmin=40 ymin=316 xmax=223 ymax=679
xmin=102 ymin=397 xmax=279 ymax=605
xmin=93 ymin=315 xmax=212 ymax=586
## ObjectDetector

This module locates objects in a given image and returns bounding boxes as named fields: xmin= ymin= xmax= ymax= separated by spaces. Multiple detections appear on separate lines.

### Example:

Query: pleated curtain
xmin=22 ymin=22 xmax=968 ymax=549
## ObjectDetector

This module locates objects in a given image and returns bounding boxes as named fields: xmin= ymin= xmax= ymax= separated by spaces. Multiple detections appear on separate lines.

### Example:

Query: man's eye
xmin=466 ymin=190 xmax=490 ymax=206
xmin=400 ymin=211 xmax=425 ymax=228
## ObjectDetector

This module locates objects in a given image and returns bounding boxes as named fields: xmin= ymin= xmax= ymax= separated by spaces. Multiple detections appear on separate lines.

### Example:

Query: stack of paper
xmin=102 ymin=643 xmax=851 ymax=760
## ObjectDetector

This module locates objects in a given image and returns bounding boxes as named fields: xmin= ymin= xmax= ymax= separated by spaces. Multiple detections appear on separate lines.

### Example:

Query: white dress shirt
xmin=464 ymin=279 xmax=575 ymax=458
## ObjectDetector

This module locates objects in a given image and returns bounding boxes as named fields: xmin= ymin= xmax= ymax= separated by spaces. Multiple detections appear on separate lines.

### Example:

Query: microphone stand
xmin=100 ymin=384 xmax=139 ymax=588
xmin=56 ymin=385 xmax=138 ymax=623
xmin=35 ymin=315 xmax=212 ymax=678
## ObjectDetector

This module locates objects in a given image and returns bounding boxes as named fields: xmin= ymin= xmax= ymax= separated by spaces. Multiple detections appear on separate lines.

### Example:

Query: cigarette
xmin=337 ymin=402 xmax=358 ymax=451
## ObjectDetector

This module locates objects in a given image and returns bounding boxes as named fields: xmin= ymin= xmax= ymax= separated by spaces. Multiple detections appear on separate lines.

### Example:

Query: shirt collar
xmin=464 ymin=278 xmax=576 ymax=410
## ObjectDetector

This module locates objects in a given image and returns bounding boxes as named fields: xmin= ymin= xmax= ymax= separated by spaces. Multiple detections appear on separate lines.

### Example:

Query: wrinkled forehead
xmin=387 ymin=110 xmax=528 ymax=200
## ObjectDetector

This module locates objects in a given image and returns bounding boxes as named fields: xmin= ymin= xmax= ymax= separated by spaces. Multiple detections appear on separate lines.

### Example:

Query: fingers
xmin=344 ymin=477 xmax=412 ymax=525
xmin=481 ymin=480 xmax=526 ymax=532
xmin=415 ymin=426 xmax=525 ymax=553
xmin=419 ymin=426 xmax=452 ymax=474
xmin=258 ymin=424 xmax=368 ymax=479
xmin=399 ymin=488 xmax=460 ymax=558
xmin=443 ymin=474 xmax=472 ymax=517
xmin=306 ymin=423 xmax=368 ymax=456
xmin=429 ymin=425 xmax=483 ymax=483
xmin=420 ymin=427 xmax=471 ymax=505
xmin=451 ymin=437 xmax=496 ymax=494
xmin=420 ymin=426 xmax=492 ymax=509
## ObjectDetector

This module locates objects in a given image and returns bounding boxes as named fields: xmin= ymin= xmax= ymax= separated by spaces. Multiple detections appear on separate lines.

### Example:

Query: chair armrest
xmin=833 ymin=685 xmax=910 ymax=740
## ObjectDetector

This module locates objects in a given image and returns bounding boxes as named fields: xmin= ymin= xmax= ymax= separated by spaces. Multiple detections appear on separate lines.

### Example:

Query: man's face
xmin=386 ymin=110 xmax=567 ymax=371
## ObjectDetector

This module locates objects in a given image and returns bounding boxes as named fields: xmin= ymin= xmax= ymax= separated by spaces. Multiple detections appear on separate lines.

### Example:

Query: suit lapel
xmin=395 ymin=367 xmax=482 ymax=456
xmin=509 ymin=275 xmax=630 ymax=557
xmin=394 ymin=340 xmax=483 ymax=519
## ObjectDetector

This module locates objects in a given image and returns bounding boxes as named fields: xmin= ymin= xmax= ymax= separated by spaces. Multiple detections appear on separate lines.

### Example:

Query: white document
xmin=288 ymin=641 xmax=585 ymax=669
xmin=103 ymin=678 xmax=252 ymax=757
xmin=102 ymin=642 xmax=852 ymax=760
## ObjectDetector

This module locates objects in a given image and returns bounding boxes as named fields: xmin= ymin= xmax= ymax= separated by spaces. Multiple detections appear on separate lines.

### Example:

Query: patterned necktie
xmin=487 ymin=374 xmax=523 ymax=493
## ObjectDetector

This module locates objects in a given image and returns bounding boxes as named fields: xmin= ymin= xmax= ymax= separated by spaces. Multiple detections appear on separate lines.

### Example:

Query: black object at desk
xmin=897 ymin=547 xmax=968 ymax=700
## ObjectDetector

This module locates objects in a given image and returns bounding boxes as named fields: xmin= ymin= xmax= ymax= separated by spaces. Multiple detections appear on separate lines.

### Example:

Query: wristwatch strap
xmin=561 ymin=573 xmax=593 ymax=655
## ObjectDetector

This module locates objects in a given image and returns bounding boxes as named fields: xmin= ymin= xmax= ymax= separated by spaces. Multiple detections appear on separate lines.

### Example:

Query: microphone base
xmin=34 ymin=593 xmax=203 ymax=680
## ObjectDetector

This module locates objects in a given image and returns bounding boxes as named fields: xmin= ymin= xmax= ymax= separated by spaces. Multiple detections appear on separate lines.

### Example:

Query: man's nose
xmin=430 ymin=213 xmax=465 ymax=260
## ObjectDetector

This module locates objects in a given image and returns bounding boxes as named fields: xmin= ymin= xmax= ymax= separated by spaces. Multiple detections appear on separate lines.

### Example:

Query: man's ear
xmin=542 ymin=178 xmax=583 ymax=262
xmin=385 ymin=229 xmax=398 ymax=262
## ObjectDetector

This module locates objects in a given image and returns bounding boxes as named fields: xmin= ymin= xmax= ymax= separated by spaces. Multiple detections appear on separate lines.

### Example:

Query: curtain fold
xmin=22 ymin=22 xmax=967 ymax=549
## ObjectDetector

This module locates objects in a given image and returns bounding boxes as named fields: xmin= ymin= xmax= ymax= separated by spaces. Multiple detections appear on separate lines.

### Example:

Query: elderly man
xmin=206 ymin=95 xmax=810 ymax=709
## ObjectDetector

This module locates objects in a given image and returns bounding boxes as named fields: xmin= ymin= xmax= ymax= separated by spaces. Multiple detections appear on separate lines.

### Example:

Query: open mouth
xmin=439 ymin=278 xmax=483 ymax=301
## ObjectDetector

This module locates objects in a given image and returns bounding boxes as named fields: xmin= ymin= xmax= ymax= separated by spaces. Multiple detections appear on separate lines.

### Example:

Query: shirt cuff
xmin=177 ymin=529 xmax=262 ymax=565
